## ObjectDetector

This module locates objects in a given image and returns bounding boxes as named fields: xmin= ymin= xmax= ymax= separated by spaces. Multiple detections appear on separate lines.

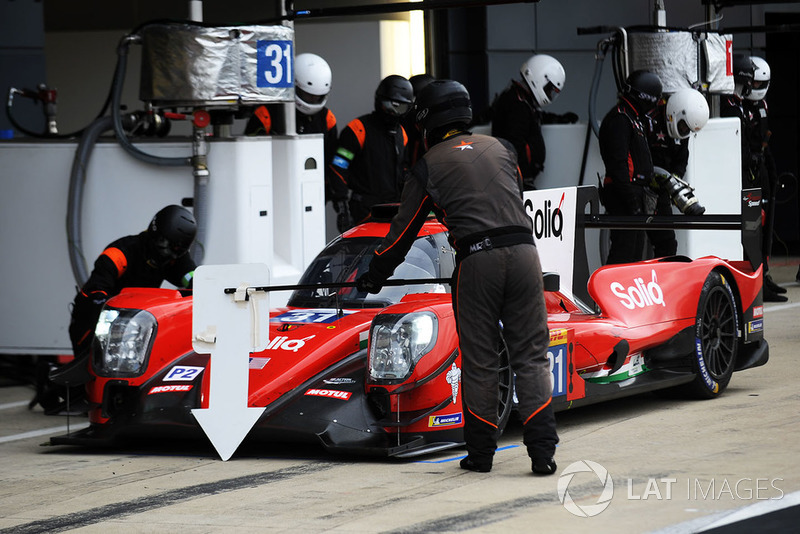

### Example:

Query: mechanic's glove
xmin=334 ymin=200 xmax=353 ymax=233
xmin=356 ymin=271 xmax=383 ymax=294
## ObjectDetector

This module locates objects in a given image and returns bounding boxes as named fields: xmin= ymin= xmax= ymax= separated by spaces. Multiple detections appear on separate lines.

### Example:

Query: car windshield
xmin=287 ymin=234 xmax=452 ymax=308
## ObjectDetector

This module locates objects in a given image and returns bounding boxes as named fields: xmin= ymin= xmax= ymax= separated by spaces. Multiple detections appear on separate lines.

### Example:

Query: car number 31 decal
xmin=548 ymin=343 xmax=568 ymax=397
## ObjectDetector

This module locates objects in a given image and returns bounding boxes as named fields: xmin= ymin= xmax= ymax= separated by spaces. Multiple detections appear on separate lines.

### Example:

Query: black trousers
xmin=452 ymin=244 xmax=558 ymax=464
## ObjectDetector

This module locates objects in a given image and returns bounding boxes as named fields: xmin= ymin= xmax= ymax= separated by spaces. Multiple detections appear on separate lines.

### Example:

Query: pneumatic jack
xmin=653 ymin=167 xmax=706 ymax=216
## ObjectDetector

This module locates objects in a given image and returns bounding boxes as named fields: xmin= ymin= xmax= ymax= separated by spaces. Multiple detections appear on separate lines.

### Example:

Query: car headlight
xmin=369 ymin=312 xmax=437 ymax=383
xmin=92 ymin=307 xmax=156 ymax=377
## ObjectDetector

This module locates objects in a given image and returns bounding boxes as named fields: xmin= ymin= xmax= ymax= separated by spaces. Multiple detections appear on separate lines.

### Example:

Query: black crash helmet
xmin=147 ymin=205 xmax=197 ymax=260
xmin=414 ymin=79 xmax=473 ymax=134
xmin=374 ymin=74 xmax=414 ymax=117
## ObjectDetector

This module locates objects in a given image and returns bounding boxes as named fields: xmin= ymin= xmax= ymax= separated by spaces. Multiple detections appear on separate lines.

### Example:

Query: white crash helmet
xmin=294 ymin=53 xmax=332 ymax=115
xmin=520 ymin=54 xmax=565 ymax=107
xmin=665 ymin=88 xmax=710 ymax=139
xmin=746 ymin=56 xmax=770 ymax=101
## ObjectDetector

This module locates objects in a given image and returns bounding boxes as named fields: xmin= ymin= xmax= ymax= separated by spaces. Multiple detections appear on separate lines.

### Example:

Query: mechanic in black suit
xmin=721 ymin=54 xmax=786 ymax=302
xmin=490 ymin=53 xmax=575 ymax=191
xmin=357 ymin=80 xmax=559 ymax=476
xmin=644 ymin=87 xmax=709 ymax=258
xmin=68 ymin=205 xmax=198 ymax=356
xmin=329 ymin=75 xmax=413 ymax=232
xmin=34 ymin=205 xmax=198 ymax=413
xmin=599 ymin=70 xmax=662 ymax=264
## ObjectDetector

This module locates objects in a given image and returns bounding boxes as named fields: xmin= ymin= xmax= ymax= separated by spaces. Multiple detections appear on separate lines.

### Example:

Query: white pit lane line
xmin=0 ymin=423 xmax=90 ymax=444
xmin=0 ymin=400 xmax=30 ymax=410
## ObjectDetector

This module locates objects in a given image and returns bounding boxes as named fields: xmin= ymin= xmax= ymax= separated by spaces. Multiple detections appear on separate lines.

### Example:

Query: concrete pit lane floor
xmin=1 ymin=259 xmax=799 ymax=534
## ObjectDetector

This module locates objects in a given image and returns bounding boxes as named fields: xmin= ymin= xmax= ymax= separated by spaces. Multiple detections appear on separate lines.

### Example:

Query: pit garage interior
xmin=1 ymin=1 xmax=800 ymax=533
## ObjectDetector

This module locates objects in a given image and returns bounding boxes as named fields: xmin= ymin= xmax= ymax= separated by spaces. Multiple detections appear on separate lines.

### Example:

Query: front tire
xmin=685 ymin=270 xmax=738 ymax=398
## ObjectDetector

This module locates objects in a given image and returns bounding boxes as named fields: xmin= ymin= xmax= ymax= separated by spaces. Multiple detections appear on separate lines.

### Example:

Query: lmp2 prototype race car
xmin=51 ymin=188 xmax=769 ymax=459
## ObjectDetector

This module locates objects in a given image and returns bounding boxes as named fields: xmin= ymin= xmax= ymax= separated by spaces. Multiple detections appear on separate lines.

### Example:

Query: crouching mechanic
xmin=68 ymin=205 xmax=198 ymax=357
xmin=36 ymin=205 xmax=198 ymax=413
xmin=356 ymin=80 xmax=558 ymax=475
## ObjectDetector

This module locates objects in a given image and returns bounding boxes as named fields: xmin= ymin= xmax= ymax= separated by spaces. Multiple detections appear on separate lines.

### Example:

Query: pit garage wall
xmin=0 ymin=119 xmax=738 ymax=354
xmin=0 ymin=135 xmax=325 ymax=354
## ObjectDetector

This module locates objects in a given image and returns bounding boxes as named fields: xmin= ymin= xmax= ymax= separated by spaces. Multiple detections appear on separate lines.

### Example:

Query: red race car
xmin=51 ymin=198 xmax=768 ymax=458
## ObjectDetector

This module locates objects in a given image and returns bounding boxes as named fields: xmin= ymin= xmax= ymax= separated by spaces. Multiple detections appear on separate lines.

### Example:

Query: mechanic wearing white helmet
xmin=599 ymin=70 xmax=663 ymax=264
xmin=244 ymin=53 xmax=339 ymax=202
xmin=357 ymin=80 xmax=558 ymax=476
xmin=490 ymin=54 xmax=576 ymax=190
xmin=644 ymin=87 xmax=710 ymax=258
xmin=721 ymin=54 xmax=786 ymax=301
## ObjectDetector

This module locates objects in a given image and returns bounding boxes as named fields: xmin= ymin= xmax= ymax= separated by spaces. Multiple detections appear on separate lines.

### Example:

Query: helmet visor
xmin=752 ymin=79 xmax=770 ymax=91
xmin=543 ymin=80 xmax=561 ymax=103
xmin=381 ymin=99 xmax=411 ymax=117
xmin=677 ymin=119 xmax=691 ymax=138
xmin=296 ymin=87 xmax=326 ymax=105
xmin=152 ymin=236 xmax=187 ymax=261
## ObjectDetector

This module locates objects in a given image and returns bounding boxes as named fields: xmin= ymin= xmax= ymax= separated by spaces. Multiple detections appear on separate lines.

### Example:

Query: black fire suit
xmin=69 ymin=232 xmax=196 ymax=357
xmin=329 ymin=111 xmax=408 ymax=228
xmin=491 ymin=80 xmax=546 ymax=191
xmin=245 ymin=105 xmax=339 ymax=201
xmin=599 ymin=96 xmax=655 ymax=264
xmin=365 ymin=131 xmax=558 ymax=468
xmin=721 ymin=95 xmax=778 ymax=275
xmin=644 ymin=99 xmax=687 ymax=258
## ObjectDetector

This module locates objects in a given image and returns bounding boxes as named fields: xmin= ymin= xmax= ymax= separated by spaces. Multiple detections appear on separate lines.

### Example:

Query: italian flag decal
xmin=359 ymin=330 xmax=369 ymax=350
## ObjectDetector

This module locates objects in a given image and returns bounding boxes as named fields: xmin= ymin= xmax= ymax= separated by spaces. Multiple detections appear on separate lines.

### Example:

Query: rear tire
xmin=685 ymin=271 xmax=738 ymax=398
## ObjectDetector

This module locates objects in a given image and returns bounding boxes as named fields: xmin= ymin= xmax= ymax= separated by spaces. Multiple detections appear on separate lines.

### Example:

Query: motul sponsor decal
xmin=752 ymin=306 xmax=763 ymax=318
xmin=148 ymin=384 xmax=193 ymax=395
xmin=304 ymin=388 xmax=352 ymax=400
xmin=611 ymin=270 xmax=666 ymax=309
xmin=429 ymin=413 xmax=462 ymax=427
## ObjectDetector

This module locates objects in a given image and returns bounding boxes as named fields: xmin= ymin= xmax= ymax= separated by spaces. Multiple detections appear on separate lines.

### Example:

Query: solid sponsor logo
xmin=164 ymin=366 xmax=204 ymax=381
xmin=525 ymin=193 xmax=565 ymax=241
xmin=611 ymin=270 xmax=666 ymax=310
xmin=752 ymin=306 xmax=763 ymax=318
xmin=429 ymin=413 xmax=462 ymax=427
xmin=265 ymin=335 xmax=315 ymax=352
xmin=304 ymin=389 xmax=352 ymax=400
xmin=452 ymin=140 xmax=474 ymax=151
xmin=148 ymin=384 xmax=193 ymax=395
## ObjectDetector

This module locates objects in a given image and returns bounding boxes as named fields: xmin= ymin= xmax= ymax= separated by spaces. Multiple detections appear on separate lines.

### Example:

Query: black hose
xmin=111 ymin=35 xmax=191 ymax=167
xmin=66 ymin=116 xmax=116 ymax=286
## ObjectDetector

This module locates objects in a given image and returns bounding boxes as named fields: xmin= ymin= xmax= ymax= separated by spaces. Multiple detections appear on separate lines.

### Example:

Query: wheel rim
xmin=700 ymin=286 xmax=736 ymax=378
xmin=497 ymin=337 xmax=512 ymax=419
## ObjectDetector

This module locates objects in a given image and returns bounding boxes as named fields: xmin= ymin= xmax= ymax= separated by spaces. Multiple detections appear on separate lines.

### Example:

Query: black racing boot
xmin=764 ymin=274 xmax=787 ymax=294
xmin=764 ymin=284 xmax=788 ymax=302
xmin=460 ymin=456 xmax=492 ymax=473
xmin=532 ymin=457 xmax=557 ymax=476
